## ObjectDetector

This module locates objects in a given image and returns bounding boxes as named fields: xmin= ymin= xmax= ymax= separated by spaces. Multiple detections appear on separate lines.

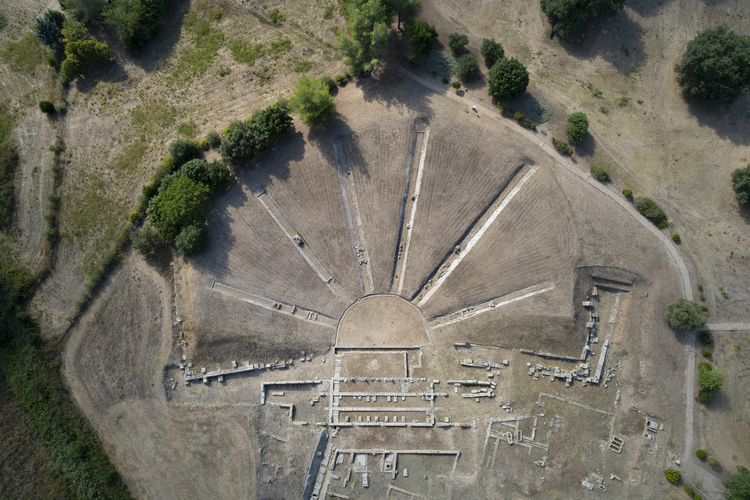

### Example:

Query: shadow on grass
xmin=687 ymin=92 xmax=750 ymax=146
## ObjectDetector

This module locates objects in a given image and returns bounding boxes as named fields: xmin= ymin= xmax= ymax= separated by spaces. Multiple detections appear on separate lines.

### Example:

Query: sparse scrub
xmin=618 ymin=97 xmax=628 ymax=107
xmin=634 ymin=197 xmax=668 ymax=229
xmin=323 ymin=5 xmax=334 ymax=19
xmin=294 ymin=60 xmax=313 ymax=73
xmin=599 ymin=106 xmax=608 ymax=114
xmin=268 ymin=8 xmax=285 ymax=24
xmin=1 ymin=32 xmax=45 ymax=72
xmin=514 ymin=111 xmax=536 ymax=130
xmin=702 ymin=349 xmax=712 ymax=357
xmin=177 ymin=120 xmax=199 ymax=139
xmin=229 ymin=40 xmax=264 ymax=66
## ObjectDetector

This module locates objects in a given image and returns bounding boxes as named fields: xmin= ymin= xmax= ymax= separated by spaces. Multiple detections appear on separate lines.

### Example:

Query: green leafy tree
xmin=664 ymin=298 xmax=707 ymax=330
xmin=146 ymin=176 xmax=211 ymax=242
xmin=175 ymin=223 xmax=209 ymax=256
xmin=181 ymin=159 xmax=230 ymax=189
xmin=480 ymin=38 xmax=504 ymax=67
xmin=565 ymin=112 xmax=589 ymax=143
xmin=384 ymin=0 xmax=420 ymax=30
xmin=697 ymin=362 xmax=726 ymax=393
xmin=675 ymin=25 xmax=750 ymax=102
xmin=634 ymin=197 xmax=668 ymax=229
xmin=404 ymin=18 xmax=437 ymax=64
xmin=488 ymin=57 xmax=529 ymax=100
xmin=724 ymin=466 xmax=750 ymax=500
xmin=168 ymin=138 xmax=200 ymax=167
xmin=448 ymin=32 xmax=468 ymax=53
xmin=731 ymin=164 xmax=750 ymax=205
xmin=61 ymin=19 xmax=90 ymax=43
xmin=39 ymin=101 xmax=56 ymax=113
xmin=455 ymin=53 xmax=479 ymax=82
xmin=61 ymin=39 xmax=110 ymax=81
xmin=130 ymin=226 xmax=161 ymax=255
xmin=103 ymin=0 xmax=171 ymax=53
xmin=249 ymin=102 xmax=293 ymax=151
xmin=218 ymin=120 xmax=256 ymax=166
xmin=540 ymin=0 xmax=625 ymax=38
xmin=290 ymin=75 xmax=337 ymax=128
xmin=335 ymin=0 xmax=389 ymax=73
xmin=34 ymin=10 xmax=66 ymax=49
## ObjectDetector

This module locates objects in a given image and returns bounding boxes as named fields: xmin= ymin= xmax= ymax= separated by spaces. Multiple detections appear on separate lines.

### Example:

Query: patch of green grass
xmin=618 ymin=97 xmax=629 ymax=107
xmin=166 ymin=12 xmax=225 ymax=87
xmin=177 ymin=119 xmax=199 ymax=138
xmin=587 ymin=82 xmax=602 ymax=98
xmin=111 ymin=140 xmax=147 ymax=176
xmin=0 ymin=32 xmax=45 ymax=72
xmin=294 ymin=59 xmax=312 ymax=72
xmin=130 ymin=98 xmax=176 ymax=139
xmin=599 ymin=106 xmax=608 ymax=114
xmin=0 ymin=12 xmax=7 ymax=30
xmin=228 ymin=40 xmax=265 ymax=66
xmin=269 ymin=38 xmax=293 ymax=58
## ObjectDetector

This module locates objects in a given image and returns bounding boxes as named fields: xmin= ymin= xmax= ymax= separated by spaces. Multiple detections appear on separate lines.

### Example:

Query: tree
xmin=488 ymin=57 xmax=529 ymax=100
xmin=448 ymin=33 xmax=468 ymax=53
xmin=634 ymin=197 xmax=668 ymax=229
xmin=731 ymin=164 xmax=750 ymax=205
xmin=61 ymin=19 xmax=90 ymax=43
xmin=249 ymin=102 xmax=293 ymax=151
xmin=455 ymin=53 xmax=479 ymax=82
xmin=384 ymin=0 xmax=420 ymax=30
xmin=404 ymin=18 xmax=437 ymax=65
xmin=724 ymin=466 xmax=750 ymax=500
xmin=664 ymin=469 xmax=681 ymax=484
xmin=218 ymin=120 xmax=256 ymax=166
xmin=335 ymin=0 xmax=389 ymax=74
xmin=35 ymin=10 xmax=66 ymax=49
xmin=290 ymin=75 xmax=336 ymax=128
xmin=175 ymin=224 xmax=209 ymax=256
xmin=181 ymin=159 xmax=230 ymax=189
xmin=480 ymin=38 xmax=504 ymax=67
xmin=168 ymin=138 xmax=200 ymax=167
xmin=102 ymin=0 xmax=171 ymax=53
xmin=565 ymin=112 xmax=589 ymax=143
xmin=130 ymin=226 xmax=161 ymax=255
xmin=146 ymin=176 xmax=211 ymax=242
xmin=697 ymin=362 xmax=726 ymax=393
xmin=59 ymin=0 xmax=107 ymax=22
xmin=664 ymin=298 xmax=707 ymax=330
xmin=61 ymin=39 xmax=110 ymax=81
xmin=540 ymin=0 xmax=625 ymax=39
xmin=206 ymin=130 xmax=221 ymax=148
xmin=39 ymin=101 xmax=56 ymax=113
xmin=675 ymin=25 xmax=750 ymax=102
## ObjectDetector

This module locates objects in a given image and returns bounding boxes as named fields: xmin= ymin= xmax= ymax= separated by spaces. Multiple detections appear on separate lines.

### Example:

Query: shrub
xmin=699 ymin=332 xmax=713 ymax=345
xmin=701 ymin=305 xmax=708 ymax=312
xmin=268 ymin=8 xmax=285 ymax=23
xmin=672 ymin=233 xmax=680 ymax=242
xmin=455 ymin=53 xmax=479 ymax=81
xmin=448 ymin=33 xmax=468 ymax=53
xmin=696 ymin=449 xmax=707 ymax=459
xmin=684 ymin=485 xmax=694 ymax=495
xmin=709 ymin=459 xmax=720 ymax=469
xmin=452 ymin=81 xmax=461 ymax=89
xmin=55 ymin=104 xmax=67 ymax=114
xmin=404 ymin=18 xmax=438 ymax=65
xmin=181 ymin=159 xmax=230 ymax=189
xmin=146 ymin=176 xmax=211 ymax=242
xmin=47 ymin=56 xmax=59 ymax=68
xmin=622 ymin=188 xmax=632 ymax=197
xmin=591 ymin=165 xmax=610 ymax=181
xmin=168 ymin=139 xmax=200 ymax=167
xmin=724 ymin=466 xmax=750 ymax=499
xmin=442 ymin=77 xmax=449 ymax=84
xmin=323 ymin=5 xmax=334 ymax=19
xmin=321 ymin=75 xmax=336 ymax=93
xmin=290 ymin=75 xmax=336 ymax=128
xmin=35 ymin=9 xmax=65 ymax=49
xmin=665 ymin=298 xmax=707 ymax=330
xmin=128 ymin=211 xmax=140 ymax=223
xmin=565 ymin=111 xmax=589 ymax=144
xmin=488 ymin=57 xmax=529 ymax=100
xmin=697 ymin=362 xmax=725 ymax=394
xmin=664 ymin=469 xmax=681 ymax=484
xmin=294 ymin=60 xmax=312 ymax=73
xmin=731 ymin=164 xmax=750 ymax=205
xmin=130 ymin=226 xmax=161 ymax=254
xmin=206 ymin=130 xmax=221 ymax=148
xmin=61 ymin=40 xmax=111 ymax=81
xmin=480 ymin=38 xmax=504 ymax=67
xmin=39 ymin=101 xmax=55 ymax=113
xmin=634 ymin=197 xmax=668 ymax=229
xmin=541 ymin=0 xmax=625 ymax=38
xmin=103 ymin=0 xmax=172 ymax=53
xmin=694 ymin=495 xmax=702 ymax=500
xmin=335 ymin=74 xmax=347 ymax=84
xmin=551 ymin=137 xmax=571 ymax=155
xmin=675 ymin=25 xmax=750 ymax=102
xmin=175 ymin=223 xmax=209 ymax=256
xmin=199 ymin=138 xmax=208 ymax=150
xmin=514 ymin=111 xmax=536 ymax=130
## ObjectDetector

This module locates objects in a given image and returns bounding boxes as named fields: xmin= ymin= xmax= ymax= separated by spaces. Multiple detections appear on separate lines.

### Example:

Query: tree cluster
xmin=724 ymin=466 xmax=750 ymax=500
xmin=404 ymin=18 xmax=437 ymax=65
xmin=664 ymin=298 xmax=707 ymax=330
xmin=290 ymin=76 xmax=337 ymax=128
xmin=540 ymin=0 xmax=625 ymax=39
xmin=675 ymin=25 xmax=750 ymax=102
xmin=218 ymin=102 xmax=292 ymax=166
xmin=102 ymin=0 xmax=172 ymax=53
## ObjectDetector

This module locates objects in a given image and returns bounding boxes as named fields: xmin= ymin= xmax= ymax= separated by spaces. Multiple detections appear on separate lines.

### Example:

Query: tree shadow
xmin=687 ymin=93 xmax=750 ymax=146
xmin=72 ymin=59 xmax=130 ymax=94
xmin=559 ymin=10 xmax=646 ymax=75
xmin=354 ymin=60 xmax=436 ymax=122
xmin=628 ymin=0 xmax=675 ymax=18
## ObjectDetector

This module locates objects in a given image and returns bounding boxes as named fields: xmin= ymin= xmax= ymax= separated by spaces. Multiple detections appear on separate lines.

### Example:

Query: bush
xmin=175 ymin=223 xmax=209 ymax=256
xmin=699 ymin=332 xmax=713 ymax=345
xmin=488 ymin=57 xmax=529 ymax=100
xmin=34 ymin=10 xmax=65 ymax=49
xmin=452 ymin=81 xmax=461 ymax=89
xmin=168 ymin=139 xmax=200 ymax=167
xmin=181 ymin=159 xmax=230 ymax=189
xmin=665 ymin=469 xmax=681 ymax=484
xmin=514 ymin=111 xmax=536 ymax=130
xmin=206 ymin=130 xmax=221 ymax=148
xmin=709 ymin=459 xmax=720 ymax=469
xmin=268 ymin=8 xmax=285 ymax=24
xmin=442 ymin=77 xmax=449 ymax=84
xmin=634 ymin=197 xmax=668 ymax=229
xmin=723 ymin=466 xmax=750 ymax=499
xmin=146 ymin=176 xmax=211 ymax=242
xmin=551 ymin=137 xmax=571 ymax=155
xmin=128 ymin=211 xmax=140 ymax=223
xmin=684 ymin=485 xmax=694 ymax=495
xmin=665 ymin=298 xmax=707 ymax=330
xmin=455 ymin=53 xmax=479 ymax=82
xmin=448 ymin=33 xmax=468 ymax=53
xmin=697 ymin=362 xmax=726 ymax=395
xmin=130 ymin=226 xmax=161 ymax=255
xmin=320 ymin=75 xmax=336 ymax=93
xmin=672 ymin=233 xmax=680 ymax=242
xmin=591 ymin=165 xmax=610 ymax=181
xmin=731 ymin=164 xmax=750 ymax=205
xmin=693 ymin=495 xmax=701 ymax=500
xmin=675 ymin=25 xmax=750 ymax=102
xmin=219 ymin=102 xmax=291 ymax=166
xmin=103 ymin=0 xmax=172 ymax=53
xmin=541 ymin=0 xmax=625 ymax=38
xmin=622 ymin=188 xmax=632 ymax=197
xmin=335 ymin=74 xmax=347 ymax=84
xmin=199 ymin=138 xmax=208 ymax=150
xmin=696 ymin=449 xmax=707 ymax=459
xmin=290 ymin=75 xmax=336 ymax=128
xmin=404 ymin=18 xmax=438 ymax=65
xmin=565 ymin=112 xmax=589 ymax=143
xmin=47 ymin=56 xmax=59 ymax=68
xmin=480 ymin=38 xmax=504 ymax=67
xmin=39 ymin=101 xmax=55 ymax=113
xmin=61 ymin=40 xmax=111 ymax=81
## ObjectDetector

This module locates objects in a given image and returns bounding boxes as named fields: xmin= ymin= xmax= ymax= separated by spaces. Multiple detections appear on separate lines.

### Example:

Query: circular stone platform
xmin=335 ymin=294 xmax=430 ymax=348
